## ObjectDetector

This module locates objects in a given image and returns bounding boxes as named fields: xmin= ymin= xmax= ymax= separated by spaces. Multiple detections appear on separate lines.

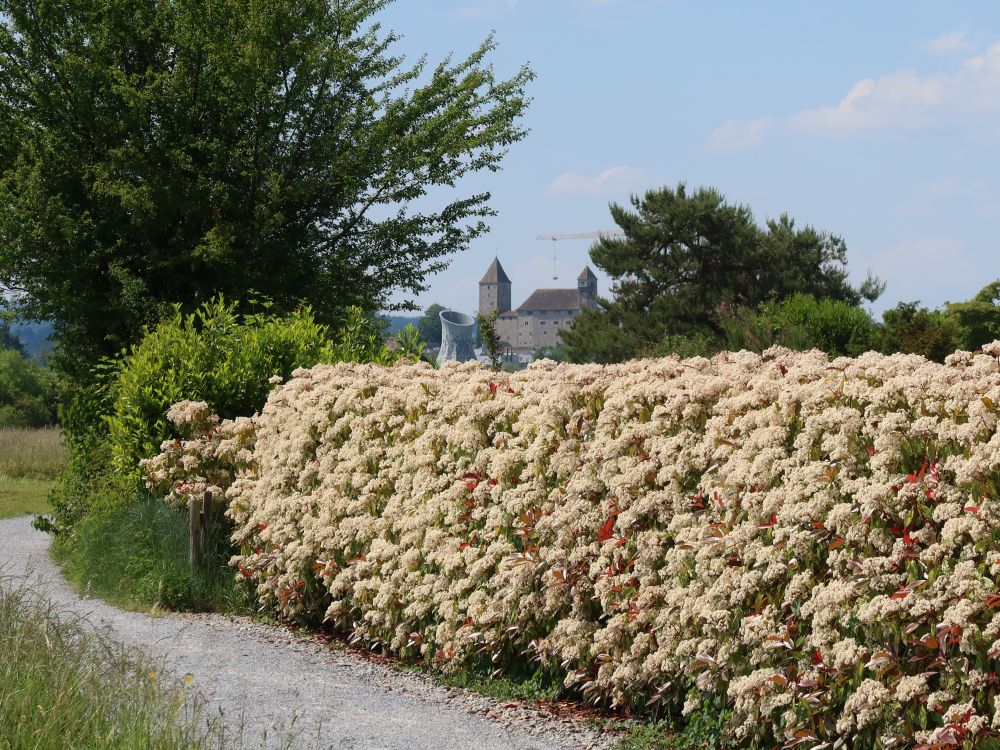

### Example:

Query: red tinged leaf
xmin=866 ymin=444 xmax=876 ymax=457
xmin=597 ymin=517 xmax=615 ymax=542
xmin=506 ymin=386 xmax=515 ymax=394
xmin=778 ymin=364 xmax=788 ymax=376
xmin=908 ymin=459 xmax=929 ymax=483
xmin=256 ymin=523 xmax=268 ymax=531
xmin=903 ymin=530 xmax=913 ymax=546
xmin=963 ymin=506 xmax=980 ymax=515
xmin=812 ymin=521 xmax=825 ymax=529
xmin=488 ymin=382 xmax=498 ymax=394
xmin=758 ymin=513 xmax=777 ymax=529
xmin=985 ymin=594 xmax=1000 ymax=609
xmin=811 ymin=648 xmax=824 ymax=666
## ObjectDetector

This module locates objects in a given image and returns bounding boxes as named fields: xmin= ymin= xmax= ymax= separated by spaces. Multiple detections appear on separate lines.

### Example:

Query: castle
xmin=478 ymin=258 xmax=598 ymax=354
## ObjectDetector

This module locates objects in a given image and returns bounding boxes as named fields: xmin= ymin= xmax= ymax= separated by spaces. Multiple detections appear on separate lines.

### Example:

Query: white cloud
xmin=706 ymin=41 xmax=1000 ymax=148
xmin=546 ymin=165 xmax=646 ymax=196
xmin=704 ymin=117 xmax=776 ymax=152
xmin=925 ymin=31 xmax=975 ymax=55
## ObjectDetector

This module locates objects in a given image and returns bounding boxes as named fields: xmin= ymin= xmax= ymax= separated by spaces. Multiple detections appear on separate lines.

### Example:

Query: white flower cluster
xmin=141 ymin=401 xmax=256 ymax=509
xmin=149 ymin=345 xmax=1000 ymax=747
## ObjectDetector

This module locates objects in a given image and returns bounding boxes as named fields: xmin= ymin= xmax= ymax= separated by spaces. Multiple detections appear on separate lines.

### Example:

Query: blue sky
xmin=381 ymin=1 xmax=1000 ymax=318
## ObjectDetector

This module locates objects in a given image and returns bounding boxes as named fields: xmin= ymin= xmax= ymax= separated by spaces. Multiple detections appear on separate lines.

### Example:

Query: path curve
xmin=0 ymin=516 xmax=615 ymax=750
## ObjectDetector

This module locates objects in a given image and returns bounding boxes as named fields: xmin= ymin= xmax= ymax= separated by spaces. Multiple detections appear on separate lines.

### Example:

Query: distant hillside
xmin=382 ymin=315 xmax=421 ymax=335
xmin=9 ymin=321 xmax=54 ymax=358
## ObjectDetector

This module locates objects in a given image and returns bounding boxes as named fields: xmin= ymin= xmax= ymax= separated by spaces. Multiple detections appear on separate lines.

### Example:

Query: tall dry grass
xmin=0 ymin=426 xmax=67 ymax=479
xmin=0 ymin=579 xmax=223 ymax=749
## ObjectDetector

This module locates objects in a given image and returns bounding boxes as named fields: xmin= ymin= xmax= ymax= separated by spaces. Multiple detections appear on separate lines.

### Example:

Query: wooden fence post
xmin=188 ymin=494 xmax=202 ymax=569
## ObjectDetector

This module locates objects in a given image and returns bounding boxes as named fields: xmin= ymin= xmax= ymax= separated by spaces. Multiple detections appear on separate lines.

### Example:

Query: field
xmin=0 ymin=427 xmax=65 ymax=518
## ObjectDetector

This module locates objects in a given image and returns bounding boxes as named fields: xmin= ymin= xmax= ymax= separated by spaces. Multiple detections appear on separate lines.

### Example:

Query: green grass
xmin=601 ymin=702 xmax=733 ymax=749
xmin=427 ymin=657 xmax=563 ymax=703
xmin=0 ymin=476 xmax=52 ymax=518
xmin=0 ymin=579 xmax=223 ymax=749
xmin=0 ymin=426 xmax=67 ymax=479
xmin=55 ymin=493 xmax=251 ymax=614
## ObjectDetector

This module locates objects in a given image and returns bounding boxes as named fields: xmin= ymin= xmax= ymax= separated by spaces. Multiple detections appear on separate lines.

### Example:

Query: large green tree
xmin=946 ymin=280 xmax=1000 ymax=350
xmin=561 ymin=184 xmax=883 ymax=362
xmin=0 ymin=0 xmax=532 ymax=376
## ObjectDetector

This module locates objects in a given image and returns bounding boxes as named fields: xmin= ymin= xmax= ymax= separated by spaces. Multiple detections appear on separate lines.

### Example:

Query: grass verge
xmin=0 ymin=426 xmax=67 ymax=479
xmin=55 ymin=493 xmax=250 ymax=614
xmin=0 ymin=579 xmax=222 ymax=749
xmin=0 ymin=476 xmax=52 ymax=519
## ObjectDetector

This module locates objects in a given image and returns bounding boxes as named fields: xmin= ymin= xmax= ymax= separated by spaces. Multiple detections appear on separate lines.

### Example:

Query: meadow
xmin=0 ymin=426 xmax=65 ymax=518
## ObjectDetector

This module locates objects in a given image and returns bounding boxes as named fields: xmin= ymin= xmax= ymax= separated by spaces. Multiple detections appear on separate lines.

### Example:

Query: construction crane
xmin=536 ymin=230 xmax=625 ymax=280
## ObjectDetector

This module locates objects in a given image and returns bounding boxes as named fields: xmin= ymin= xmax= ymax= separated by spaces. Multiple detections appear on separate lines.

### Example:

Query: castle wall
xmin=479 ymin=282 xmax=511 ymax=316
xmin=515 ymin=309 xmax=579 ymax=350
xmin=495 ymin=316 xmax=519 ymax=350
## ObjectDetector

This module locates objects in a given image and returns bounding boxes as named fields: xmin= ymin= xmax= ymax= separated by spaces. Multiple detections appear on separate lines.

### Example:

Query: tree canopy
xmin=0 ymin=319 xmax=23 ymax=354
xmin=0 ymin=0 xmax=532 ymax=376
xmin=561 ymin=184 xmax=883 ymax=362
xmin=946 ymin=280 xmax=1000 ymax=350
xmin=416 ymin=303 xmax=446 ymax=346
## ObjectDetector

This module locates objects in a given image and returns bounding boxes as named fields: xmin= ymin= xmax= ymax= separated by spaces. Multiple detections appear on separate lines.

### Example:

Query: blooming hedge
xmin=146 ymin=345 xmax=1000 ymax=749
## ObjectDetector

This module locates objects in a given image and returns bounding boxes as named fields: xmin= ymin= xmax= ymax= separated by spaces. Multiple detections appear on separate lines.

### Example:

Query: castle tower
xmin=578 ymin=266 xmax=598 ymax=309
xmin=479 ymin=257 xmax=512 ymax=315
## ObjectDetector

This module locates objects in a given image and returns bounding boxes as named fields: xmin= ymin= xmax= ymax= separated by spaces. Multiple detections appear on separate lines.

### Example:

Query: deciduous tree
xmin=0 ymin=0 xmax=532 ymax=376
xmin=416 ymin=303 xmax=446 ymax=346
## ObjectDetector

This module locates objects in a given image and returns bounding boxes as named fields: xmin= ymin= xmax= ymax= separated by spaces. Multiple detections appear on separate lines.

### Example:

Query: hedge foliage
xmin=146 ymin=344 xmax=1000 ymax=748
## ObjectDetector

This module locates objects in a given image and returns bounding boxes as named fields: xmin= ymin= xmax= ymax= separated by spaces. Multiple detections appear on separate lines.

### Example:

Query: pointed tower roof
xmin=578 ymin=265 xmax=597 ymax=281
xmin=480 ymin=257 xmax=511 ymax=284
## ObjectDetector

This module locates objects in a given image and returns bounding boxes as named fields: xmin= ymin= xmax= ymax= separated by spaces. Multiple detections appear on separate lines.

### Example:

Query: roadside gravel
xmin=0 ymin=515 xmax=618 ymax=750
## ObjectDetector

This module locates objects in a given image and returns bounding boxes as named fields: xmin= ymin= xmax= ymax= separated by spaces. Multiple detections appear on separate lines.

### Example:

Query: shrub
xmin=149 ymin=344 xmax=1000 ymax=747
xmin=757 ymin=294 xmax=879 ymax=357
xmin=51 ymin=296 xmax=420 ymax=533
xmin=718 ymin=294 xmax=879 ymax=358
xmin=106 ymin=297 xmax=337 ymax=481
xmin=880 ymin=302 xmax=966 ymax=362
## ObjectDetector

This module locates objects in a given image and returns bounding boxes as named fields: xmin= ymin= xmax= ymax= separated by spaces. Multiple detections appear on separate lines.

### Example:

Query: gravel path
xmin=0 ymin=515 xmax=617 ymax=750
